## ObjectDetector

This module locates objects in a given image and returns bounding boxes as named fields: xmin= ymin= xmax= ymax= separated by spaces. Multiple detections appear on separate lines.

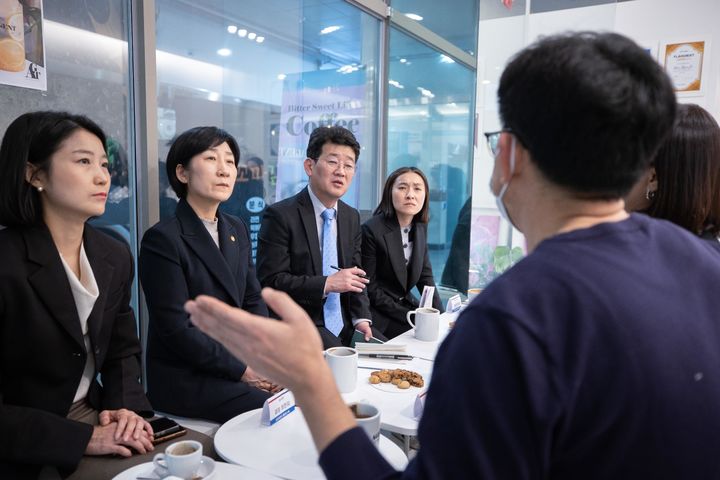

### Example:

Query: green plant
xmin=492 ymin=246 xmax=524 ymax=275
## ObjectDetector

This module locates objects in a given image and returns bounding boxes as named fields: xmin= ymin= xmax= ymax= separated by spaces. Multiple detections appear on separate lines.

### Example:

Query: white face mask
xmin=491 ymin=136 xmax=517 ymax=228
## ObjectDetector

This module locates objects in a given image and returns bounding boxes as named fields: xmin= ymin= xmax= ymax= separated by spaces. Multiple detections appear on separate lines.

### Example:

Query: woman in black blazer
xmin=140 ymin=127 xmax=276 ymax=424
xmin=362 ymin=167 xmax=443 ymax=339
xmin=0 ymin=112 xmax=153 ymax=479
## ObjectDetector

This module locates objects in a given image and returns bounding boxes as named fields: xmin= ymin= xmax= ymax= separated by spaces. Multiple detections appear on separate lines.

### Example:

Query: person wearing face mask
xmin=361 ymin=167 xmax=443 ymax=339
xmin=139 ymin=127 xmax=278 ymax=424
xmin=182 ymin=32 xmax=720 ymax=479
xmin=0 ymin=111 xmax=154 ymax=479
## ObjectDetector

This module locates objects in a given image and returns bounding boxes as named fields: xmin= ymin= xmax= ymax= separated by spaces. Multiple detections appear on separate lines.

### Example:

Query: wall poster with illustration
xmin=0 ymin=0 xmax=45 ymax=91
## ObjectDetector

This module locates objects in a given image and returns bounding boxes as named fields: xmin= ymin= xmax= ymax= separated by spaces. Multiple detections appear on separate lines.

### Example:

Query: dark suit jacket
xmin=256 ymin=187 xmax=371 ymax=345
xmin=139 ymin=199 xmax=268 ymax=420
xmin=0 ymin=224 xmax=151 ymax=479
xmin=362 ymin=215 xmax=443 ymax=336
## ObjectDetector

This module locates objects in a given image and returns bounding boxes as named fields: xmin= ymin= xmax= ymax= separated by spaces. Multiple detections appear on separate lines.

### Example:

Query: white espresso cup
xmin=406 ymin=307 xmax=440 ymax=341
xmin=153 ymin=440 xmax=202 ymax=479
xmin=325 ymin=346 xmax=358 ymax=393
xmin=349 ymin=402 xmax=381 ymax=447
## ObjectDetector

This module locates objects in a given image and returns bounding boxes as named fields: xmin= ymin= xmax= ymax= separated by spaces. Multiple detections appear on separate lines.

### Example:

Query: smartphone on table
xmin=148 ymin=416 xmax=187 ymax=445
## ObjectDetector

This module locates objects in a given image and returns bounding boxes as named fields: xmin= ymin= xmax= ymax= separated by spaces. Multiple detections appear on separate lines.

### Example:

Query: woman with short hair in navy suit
xmin=140 ymin=127 xmax=277 ymax=423
xmin=0 ymin=111 xmax=153 ymax=479
xmin=362 ymin=167 xmax=444 ymax=339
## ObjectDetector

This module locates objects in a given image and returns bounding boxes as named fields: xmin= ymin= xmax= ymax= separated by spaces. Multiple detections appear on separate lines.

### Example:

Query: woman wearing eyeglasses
xmin=139 ymin=127 xmax=278 ymax=424
xmin=362 ymin=167 xmax=443 ymax=339
xmin=625 ymin=103 xmax=720 ymax=247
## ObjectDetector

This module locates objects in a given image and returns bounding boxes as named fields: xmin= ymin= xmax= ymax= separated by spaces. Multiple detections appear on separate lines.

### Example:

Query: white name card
xmin=413 ymin=389 xmax=428 ymax=419
xmin=261 ymin=388 xmax=296 ymax=426
xmin=446 ymin=294 xmax=462 ymax=313
xmin=419 ymin=286 xmax=435 ymax=309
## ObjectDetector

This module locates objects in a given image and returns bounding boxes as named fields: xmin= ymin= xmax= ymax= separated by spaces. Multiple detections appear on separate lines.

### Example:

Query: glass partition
xmin=387 ymin=27 xmax=475 ymax=293
xmin=155 ymin=0 xmax=381 ymax=261
xmin=0 ymin=0 xmax=139 ymax=314
xmin=391 ymin=0 xmax=479 ymax=56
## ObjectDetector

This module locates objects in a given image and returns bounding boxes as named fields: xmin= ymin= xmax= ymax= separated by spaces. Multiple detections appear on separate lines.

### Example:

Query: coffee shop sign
xmin=285 ymin=112 xmax=359 ymax=136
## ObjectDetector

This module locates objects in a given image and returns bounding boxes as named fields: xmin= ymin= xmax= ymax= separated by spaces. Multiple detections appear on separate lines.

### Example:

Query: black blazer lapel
xmin=298 ymin=189 xmax=322 ymax=275
xmin=407 ymin=223 xmax=426 ymax=291
xmin=177 ymin=199 xmax=241 ymax=306
xmin=383 ymin=217 xmax=408 ymax=289
xmin=83 ymin=227 xmax=114 ymax=358
xmin=218 ymin=214 xmax=240 ymax=275
xmin=23 ymin=227 xmax=85 ymax=349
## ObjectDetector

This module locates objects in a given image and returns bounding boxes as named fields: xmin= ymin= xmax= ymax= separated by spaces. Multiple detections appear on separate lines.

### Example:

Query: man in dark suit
xmin=257 ymin=126 xmax=383 ymax=348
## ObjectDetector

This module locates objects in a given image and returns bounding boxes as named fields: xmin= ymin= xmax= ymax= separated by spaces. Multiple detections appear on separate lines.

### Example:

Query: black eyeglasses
xmin=484 ymin=131 xmax=502 ymax=157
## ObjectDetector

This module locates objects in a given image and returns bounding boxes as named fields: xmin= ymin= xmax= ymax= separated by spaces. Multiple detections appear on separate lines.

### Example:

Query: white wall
xmin=472 ymin=0 xmax=720 ymax=231
xmin=614 ymin=0 xmax=720 ymax=120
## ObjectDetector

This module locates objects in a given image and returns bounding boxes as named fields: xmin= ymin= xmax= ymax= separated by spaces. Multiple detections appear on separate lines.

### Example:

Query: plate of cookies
xmin=368 ymin=369 xmax=424 ymax=393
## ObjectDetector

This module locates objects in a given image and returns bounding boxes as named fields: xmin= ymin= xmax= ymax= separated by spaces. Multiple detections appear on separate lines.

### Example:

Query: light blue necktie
xmin=321 ymin=208 xmax=343 ymax=337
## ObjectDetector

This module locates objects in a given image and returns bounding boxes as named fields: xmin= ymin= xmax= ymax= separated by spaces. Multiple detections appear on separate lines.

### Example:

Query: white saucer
xmin=113 ymin=455 xmax=216 ymax=480
xmin=370 ymin=382 xmax=421 ymax=394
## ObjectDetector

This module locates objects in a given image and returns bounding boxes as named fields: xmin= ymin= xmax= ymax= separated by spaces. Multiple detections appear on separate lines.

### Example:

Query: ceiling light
xmin=238 ymin=29 xmax=247 ymax=37
xmin=216 ymin=48 xmax=231 ymax=57
xmin=482 ymin=80 xmax=491 ymax=85
xmin=277 ymin=73 xmax=287 ymax=80
xmin=417 ymin=87 xmax=435 ymax=98
xmin=389 ymin=79 xmax=404 ymax=89
xmin=208 ymin=92 xmax=220 ymax=101
xmin=256 ymin=36 xmax=265 ymax=43
xmin=440 ymin=54 xmax=455 ymax=64
xmin=227 ymin=25 xmax=237 ymax=34
xmin=320 ymin=25 xmax=341 ymax=35
xmin=405 ymin=13 xmax=423 ymax=21
xmin=399 ymin=58 xmax=407 ymax=63
xmin=248 ymin=32 xmax=257 ymax=40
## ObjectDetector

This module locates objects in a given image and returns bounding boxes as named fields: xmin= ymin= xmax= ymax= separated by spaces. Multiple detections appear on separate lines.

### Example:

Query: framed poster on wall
xmin=661 ymin=39 xmax=707 ymax=97
xmin=0 ymin=0 xmax=46 ymax=91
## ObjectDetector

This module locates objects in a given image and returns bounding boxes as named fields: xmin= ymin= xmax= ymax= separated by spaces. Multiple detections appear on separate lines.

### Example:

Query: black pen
xmin=330 ymin=265 xmax=367 ymax=278
xmin=359 ymin=353 xmax=413 ymax=361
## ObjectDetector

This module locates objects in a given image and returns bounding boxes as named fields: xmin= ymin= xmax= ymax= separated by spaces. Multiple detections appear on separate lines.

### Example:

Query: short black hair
xmin=374 ymin=166 xmax=430 ymax=224
xmin=0 ymin=111 xmax=107 ymax=227
xmin=647 ymin=103 xmax=720 ymax=235
xmin=166 ymin=126 xmax=240 ymax=198
xmin=306 ymin=126 xmax=360 ymax=163
xmin=498 ymin=32 xmax=677 ymax=198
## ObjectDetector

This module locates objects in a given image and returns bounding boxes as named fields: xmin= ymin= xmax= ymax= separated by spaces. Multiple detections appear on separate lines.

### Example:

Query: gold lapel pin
xmin=230 ymin=235 xmax=236 ymax=242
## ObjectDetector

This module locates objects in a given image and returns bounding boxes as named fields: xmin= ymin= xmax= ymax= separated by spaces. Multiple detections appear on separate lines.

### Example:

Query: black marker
xmin=330 ymin=265 xmax=367 ymax=278
xmin=359 ymin=354 xmax=413 ymax=361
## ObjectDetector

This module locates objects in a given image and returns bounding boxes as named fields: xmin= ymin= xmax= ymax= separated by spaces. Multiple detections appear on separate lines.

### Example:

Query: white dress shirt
xmin=59 ymin=243 xmax=99 ymax=403
xmin=400 ymin=224 xmax=414 ymax=266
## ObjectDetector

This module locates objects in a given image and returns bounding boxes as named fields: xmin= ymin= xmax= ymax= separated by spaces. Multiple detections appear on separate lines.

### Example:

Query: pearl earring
xmin=645 ymin=187 xmax=656 ymax=200
xmin=37 ymin=186 xmax=43 ymax=192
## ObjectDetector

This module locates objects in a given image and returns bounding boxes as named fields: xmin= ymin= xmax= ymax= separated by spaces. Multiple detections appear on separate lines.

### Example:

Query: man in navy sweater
xmin=186 ymin=32 xmax=720 ymax=479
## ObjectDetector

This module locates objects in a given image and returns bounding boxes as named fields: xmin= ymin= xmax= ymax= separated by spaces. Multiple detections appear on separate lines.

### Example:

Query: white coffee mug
xmin=406 ymin=307 xmax=440 ymax=341
xmin=325 ymin=346 xmax=358 ymax=393
xmin=153 ymin=440 xmax=202 ymax=479
xmin=349 ymin=402 xmax=381 ymax=447
xmin=467 ymin=287 xmax=483 ymax=302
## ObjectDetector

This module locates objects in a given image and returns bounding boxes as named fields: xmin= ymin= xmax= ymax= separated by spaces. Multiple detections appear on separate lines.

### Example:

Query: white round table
xmin=345 ymin=311 xmax=457 ymax=437
xmin=214 ymin=408 xmax=408 ymax=480
xmin=113 ymin=458 xmax=281 ymax=480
